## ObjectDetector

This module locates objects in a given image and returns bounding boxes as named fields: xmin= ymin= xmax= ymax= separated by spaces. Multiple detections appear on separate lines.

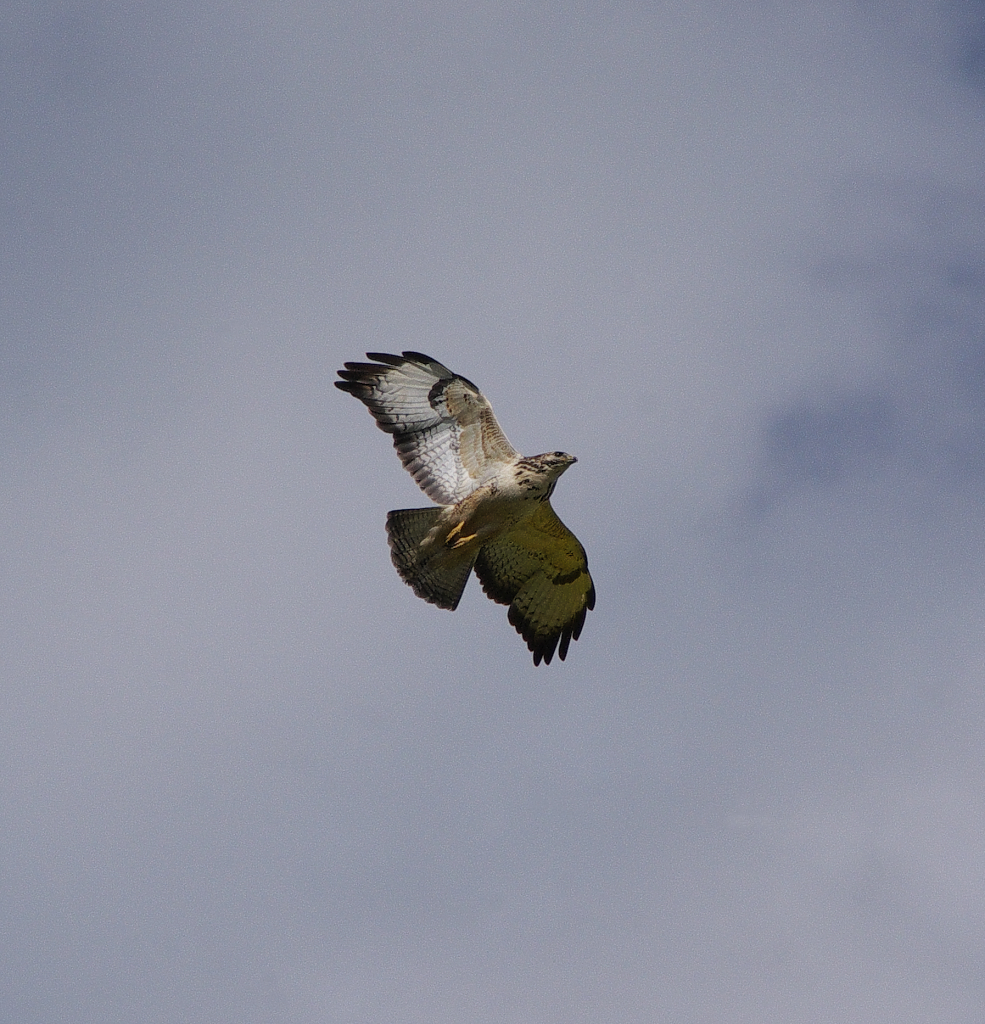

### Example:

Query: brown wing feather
xmin=335 ymin=352 xmax=517 ymax=505
xmin=474 ymin=503 xmax=595 ymax=665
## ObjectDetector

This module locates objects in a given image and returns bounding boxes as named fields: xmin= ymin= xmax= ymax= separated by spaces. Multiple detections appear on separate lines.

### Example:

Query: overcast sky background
xmin=3 ymin=1 xmax=985 ymax=1020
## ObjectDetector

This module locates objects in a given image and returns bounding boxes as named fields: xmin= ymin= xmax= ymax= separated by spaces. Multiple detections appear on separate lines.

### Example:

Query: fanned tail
xmin=385 ymin=508 xmax=476 ymax=610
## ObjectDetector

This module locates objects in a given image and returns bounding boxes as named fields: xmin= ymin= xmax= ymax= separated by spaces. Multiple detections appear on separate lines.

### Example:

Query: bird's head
xmin=530 ymin=451 xmax=578 ymax=480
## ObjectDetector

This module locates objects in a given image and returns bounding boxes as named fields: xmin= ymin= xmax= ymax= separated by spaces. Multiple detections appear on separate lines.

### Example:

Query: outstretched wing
xmin=335 ymin=351 xmax=518 ymax=505
xmin=474 ymin=502 xmax=595 ymax=666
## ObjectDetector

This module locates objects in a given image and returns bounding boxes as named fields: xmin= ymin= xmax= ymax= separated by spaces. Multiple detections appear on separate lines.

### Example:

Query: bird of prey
xmin=335 ymin=352 xmax=595 ymax=665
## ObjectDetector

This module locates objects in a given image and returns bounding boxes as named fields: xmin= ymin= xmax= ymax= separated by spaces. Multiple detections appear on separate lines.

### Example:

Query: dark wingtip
xmin=557 ymin=630 xmax=572 ymax=661
xmin=531 ymin=632 xmax=559 ymax=667
xmin=508 ymin=602 xmax=567 ymax=666
xmin=364 ymin=351 xmax=405 ymax=366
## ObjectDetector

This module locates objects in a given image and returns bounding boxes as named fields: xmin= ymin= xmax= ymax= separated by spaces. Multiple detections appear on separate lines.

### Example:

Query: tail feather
xmin=385 ymin=508 xmax=476 ymax=610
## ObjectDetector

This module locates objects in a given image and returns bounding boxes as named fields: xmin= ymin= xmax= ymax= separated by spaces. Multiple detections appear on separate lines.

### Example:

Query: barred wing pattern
xmin=474 ymin=503 xmax=596 ymax=666
xmin=335 ymin=352 xmax=518 ymax=505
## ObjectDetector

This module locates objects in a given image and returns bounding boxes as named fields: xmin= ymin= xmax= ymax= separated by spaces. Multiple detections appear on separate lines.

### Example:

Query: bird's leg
xmin=445 ymin=520 xmax=479 ymax=549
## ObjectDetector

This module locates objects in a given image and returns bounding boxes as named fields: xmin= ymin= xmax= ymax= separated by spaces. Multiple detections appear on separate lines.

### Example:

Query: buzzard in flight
xmin=336 ymin=352 xmax=595 ymax=665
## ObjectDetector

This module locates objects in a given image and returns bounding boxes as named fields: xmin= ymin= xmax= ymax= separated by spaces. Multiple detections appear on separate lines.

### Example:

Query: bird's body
xmin=421 ymin=451 xmax=575 ymax=555
xmin=336 ymin=352 xmax=594 ymax=664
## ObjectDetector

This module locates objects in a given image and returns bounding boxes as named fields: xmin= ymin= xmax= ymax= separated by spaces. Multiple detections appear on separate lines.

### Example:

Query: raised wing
xmin=335 ymin=351 xmax=518 ymax=505
xmin=474 ymin=502 xmax=595 ymax=666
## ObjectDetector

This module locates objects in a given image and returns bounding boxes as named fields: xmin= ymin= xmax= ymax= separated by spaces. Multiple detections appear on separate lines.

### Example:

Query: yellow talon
xmin=446 ymin=520 xmax=478 ymax=548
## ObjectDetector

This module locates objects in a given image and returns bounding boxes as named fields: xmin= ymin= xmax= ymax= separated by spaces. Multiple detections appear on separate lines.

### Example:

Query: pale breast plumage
xmin=336 ymin=351 xmax=595 ymax=665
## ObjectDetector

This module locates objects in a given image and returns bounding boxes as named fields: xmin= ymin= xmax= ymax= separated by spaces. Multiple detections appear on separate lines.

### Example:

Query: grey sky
xmin=3 ymin=1 xmax=985 ymax=1020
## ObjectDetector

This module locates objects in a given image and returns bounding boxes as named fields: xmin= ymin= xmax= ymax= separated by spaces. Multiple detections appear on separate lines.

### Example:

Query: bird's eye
xmin=554 ymin=451 xmax=564 ymax=457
